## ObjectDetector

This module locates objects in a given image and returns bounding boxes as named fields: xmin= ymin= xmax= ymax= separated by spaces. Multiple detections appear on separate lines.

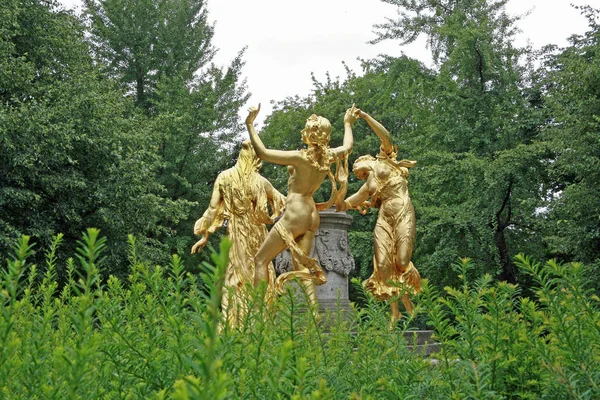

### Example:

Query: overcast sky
xmin=61 ymin=0 xmax=591 ymax=124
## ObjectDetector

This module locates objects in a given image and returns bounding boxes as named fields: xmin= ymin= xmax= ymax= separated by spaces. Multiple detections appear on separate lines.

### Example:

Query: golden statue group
xmin=192 ymin=104 xmax=421 ymax=328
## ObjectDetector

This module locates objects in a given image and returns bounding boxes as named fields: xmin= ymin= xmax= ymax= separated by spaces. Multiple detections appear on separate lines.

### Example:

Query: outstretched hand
xmin=246 ymin=104 xmax=261 ymax=126
xmin=344 ymin=104 xmax=361 ymax=125
xmin=191 ymin=235 xmax=209 ymax=254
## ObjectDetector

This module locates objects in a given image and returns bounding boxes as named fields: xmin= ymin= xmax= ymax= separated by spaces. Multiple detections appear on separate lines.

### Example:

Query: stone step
xmin=403 ymin=330 xmax=434 ymax=345
xmin=404 ymin=331 xmax=440 ymax=355
xmin=286 ymin=302 xmax=441 ymax=355
xmin=320 ymin=328 xmax=440 ymax=355
xmin=407 ymin=342 xmax=441 ymax=356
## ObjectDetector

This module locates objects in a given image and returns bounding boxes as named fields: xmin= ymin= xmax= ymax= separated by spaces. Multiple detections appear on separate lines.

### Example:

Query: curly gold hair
xmin=300 ymin=114 xmax=333 ymax=172
xmin=301 ymin=114 xmax=331 ymax=147
xmin=354 ymin=154 xmax=376 ymax=165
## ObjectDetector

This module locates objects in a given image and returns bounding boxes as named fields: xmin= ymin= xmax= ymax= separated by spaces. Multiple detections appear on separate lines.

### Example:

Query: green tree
xmin=372 ymin=0 xmax=549 ymax=284
xmin=83 ymin=0 xmax=215 ymax=108
xmin=0 ymin=0 xmax=188 ymax=276
xmin=84 ymin=0 xmax=250 ymax=258
xmin=152 ymin=59 xmax=249 ymax=256
xmin=540 ymin=6 xmax=600 ymax=265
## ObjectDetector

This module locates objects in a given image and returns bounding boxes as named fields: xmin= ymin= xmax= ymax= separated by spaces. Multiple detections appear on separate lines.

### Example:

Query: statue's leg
xmin=372 ymin=219 xmax=394 ymax=283
xmin=254 ymin=226 xmax=288 ymax=286
xmin=219 ymin=286 xmax=231 ymax=332
xmin=373 ymin=219 xmax=402 ymax=327
xmin=390 ymin=300 xmax=401 ymax=319
xmin=295 ymin=230 xmax=318 ymax=307
xmin=390 ymin=300 xmax=401 ymax=329
xmin=401 ymin=294 xmax=414 ymax=314
xmin=395 ymin=230 xmax=413 ymax=273
xmin=396 ymin=220 xmax=416 ymax=317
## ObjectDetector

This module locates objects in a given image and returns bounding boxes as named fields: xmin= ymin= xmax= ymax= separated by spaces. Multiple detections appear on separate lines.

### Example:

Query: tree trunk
xmin=494 ymin=227 xmax=517 ymax=283
xmin=493 ymin=179 xmax=517 ymax=283
xmin=136 ymin=74 xmax=145 ymax=106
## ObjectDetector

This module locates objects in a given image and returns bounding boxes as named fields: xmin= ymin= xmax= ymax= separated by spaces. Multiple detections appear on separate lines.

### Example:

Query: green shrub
xmin=1 ymin=231 xmax=598 ymax=398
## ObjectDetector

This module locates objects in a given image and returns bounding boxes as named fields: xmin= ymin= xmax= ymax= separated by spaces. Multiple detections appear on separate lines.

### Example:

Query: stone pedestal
xmin=275 ymin=208 xmax=355 ymax=319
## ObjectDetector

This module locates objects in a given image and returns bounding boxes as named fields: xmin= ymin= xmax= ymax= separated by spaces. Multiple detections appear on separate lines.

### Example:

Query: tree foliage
xmin=83 ymin=0 xmax=215 ymax=108
xmin=0 ymin=0 xmax=188 ymax=275
xmin=152 ymin=59 xmax=249 ymax=256
xmin=259 ymin=0 xmax=589 ymax=289
xmin=83 ymin=0 xmax=250 ymax=259
xmin=2 ymin=0 xmax=599 ymax=291
xmin=539 ymin=6 xmax=600 ymax=265
xmin=370 ymin=0 xmax=550 ymax=284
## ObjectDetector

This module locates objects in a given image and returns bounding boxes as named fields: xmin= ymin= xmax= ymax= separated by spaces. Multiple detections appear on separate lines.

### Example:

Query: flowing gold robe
xmin=362 ymin=151 xmax=421 ymax=300
xmin=195 ymin=164 xmax=285 ymax=326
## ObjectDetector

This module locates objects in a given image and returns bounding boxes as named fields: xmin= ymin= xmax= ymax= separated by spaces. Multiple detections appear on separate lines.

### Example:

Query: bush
xmin=1 ymin=231 xmax=598 ymax=398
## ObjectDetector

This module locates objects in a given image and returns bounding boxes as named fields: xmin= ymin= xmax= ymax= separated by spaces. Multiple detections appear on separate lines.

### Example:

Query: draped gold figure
xmin=343 ymin=111 xmax=421 ymax=325
xmin=245 ymin=104 xmax=357 ymax=310
xmin=191 ymin=140 xmax=285 ymax=328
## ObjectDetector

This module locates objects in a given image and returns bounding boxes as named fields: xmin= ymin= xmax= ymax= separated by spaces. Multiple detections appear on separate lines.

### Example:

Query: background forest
xmin=1 ymin=0 xmax=599 ymax=292
xmin=2 ymin=0 xmax=600 ymax=398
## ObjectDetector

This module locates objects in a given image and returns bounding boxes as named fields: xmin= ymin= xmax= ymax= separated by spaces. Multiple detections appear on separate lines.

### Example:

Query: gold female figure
xmin=191 ymin=140 xmax=285 ymax=328
xmin=343 ymin=111 xmax=421 ymax=325
xmin=245 ymin=104 xmax=357 ymax=308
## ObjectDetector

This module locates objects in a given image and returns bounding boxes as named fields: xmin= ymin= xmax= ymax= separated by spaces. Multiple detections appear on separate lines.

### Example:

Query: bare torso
xmin=280 ymin=155 xmax=330 ymax=235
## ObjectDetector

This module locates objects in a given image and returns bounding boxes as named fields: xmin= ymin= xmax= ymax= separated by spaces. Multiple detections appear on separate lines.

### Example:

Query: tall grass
xmin=1 ymin=230 xmax=598 ymax=398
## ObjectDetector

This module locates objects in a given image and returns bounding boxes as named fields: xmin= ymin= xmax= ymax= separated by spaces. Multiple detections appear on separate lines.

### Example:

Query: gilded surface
xmin=245 ymin=104 xmax=357 ymax=309
xmin=343 ymin=111 xmax=421 ymax=324
xmin=275 ymin=226 xmax=355 ymax=277
xmin=191 ymin=140 xmax=285 ymax=328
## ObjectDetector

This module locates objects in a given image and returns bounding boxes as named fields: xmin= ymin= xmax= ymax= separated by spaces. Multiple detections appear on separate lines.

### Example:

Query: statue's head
xmin=352 ymin=154 xmax=376 ymax=180
xmin=301 ymin=114 xmax=331 ymax=147
xmin=238 ymin=140 xmax=262 ymax=172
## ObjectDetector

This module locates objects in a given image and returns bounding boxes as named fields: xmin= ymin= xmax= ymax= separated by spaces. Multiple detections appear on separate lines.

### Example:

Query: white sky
xmin=60 ymin=0 xmax=591 ymax=124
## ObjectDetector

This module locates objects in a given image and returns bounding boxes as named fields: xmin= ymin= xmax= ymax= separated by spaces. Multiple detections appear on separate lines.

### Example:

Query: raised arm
xmin=332 ymin=105 xmax=359 ymax=158
xmin=359 ymin=111 xmax=393 ymax=154
xmin=245 ymin=104 xmax=303 ymax=166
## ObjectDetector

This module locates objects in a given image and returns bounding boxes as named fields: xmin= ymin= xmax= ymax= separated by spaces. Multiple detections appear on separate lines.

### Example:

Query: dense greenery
xmin=83 ymin=0 xmax=249 ymax=258
xmin=0 ymin=0 xmax=190 ymax=276
xmin=2 ymin=0 xmax=599 ymax=286
xmin=260 ymin=2 xmax=600 ymax=291
xmin=1 ymin=232 xmax=598 ymax=398
xmin=0 ymin=0 xmax=247 ymax=271
xmin=1 ymin=1 xmax=600 ymax=395
xmin=538 ymin=6 xmax=600 ymax=266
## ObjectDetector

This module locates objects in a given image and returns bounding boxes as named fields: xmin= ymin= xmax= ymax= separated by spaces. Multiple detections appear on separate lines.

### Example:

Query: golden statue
xmin=245 ymin=104 xmax=357 ymax=309
xmin=342 ymin=111 xmax=421 ymax=325
xmin=191 ymin=140 xmax=285 ymax=328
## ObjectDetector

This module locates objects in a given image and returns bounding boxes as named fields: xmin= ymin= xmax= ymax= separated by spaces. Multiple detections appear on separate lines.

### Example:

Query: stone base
xmin=315 ymin=269 xmax=349 ymax=302
xmin=279 ymin=280 xmax=355 ymax=327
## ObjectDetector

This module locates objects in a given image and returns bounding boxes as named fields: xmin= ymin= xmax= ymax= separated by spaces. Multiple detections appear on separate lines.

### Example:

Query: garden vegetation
xmin=1 ymin=230 xmax=598 ymax=398
xmin=2 ymin=0 xmax=600 ymax=397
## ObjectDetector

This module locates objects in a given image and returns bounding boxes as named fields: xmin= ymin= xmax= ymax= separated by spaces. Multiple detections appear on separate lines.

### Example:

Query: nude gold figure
xmin=191 ymin=140 xmax=285 ymax=328
xmin=245 ymin=104 xmax=358 ymax=309
xmin=342 ymin=111 xmax=421 ymax=326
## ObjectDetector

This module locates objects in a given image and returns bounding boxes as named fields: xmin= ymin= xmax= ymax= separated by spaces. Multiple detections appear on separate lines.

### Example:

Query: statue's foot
xmin=388 ymin=313 xmax=401 ymax=331
xmin=313 ymin=310 xmax=323 ymax=326
xmin=307 ymin=303 xmax=322 ymax=326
